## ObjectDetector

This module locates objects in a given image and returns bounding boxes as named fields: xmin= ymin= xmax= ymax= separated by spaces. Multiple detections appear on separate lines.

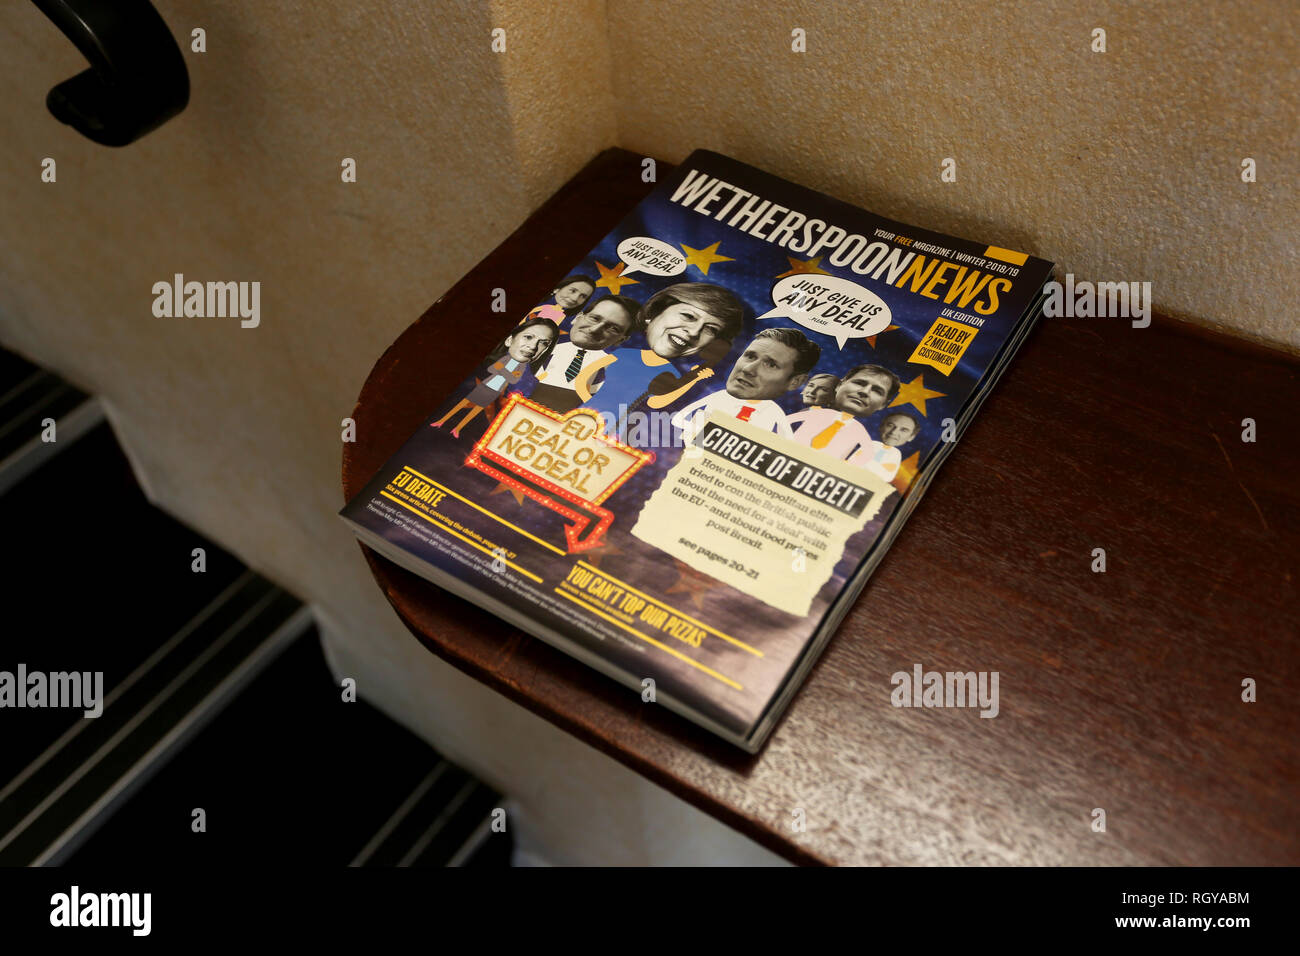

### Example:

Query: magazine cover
xmin=342 ymin=150 xmax=1054 ymax=750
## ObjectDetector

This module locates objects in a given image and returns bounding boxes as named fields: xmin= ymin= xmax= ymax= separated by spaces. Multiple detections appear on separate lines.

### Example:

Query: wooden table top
xmin=342 ymin=148 xmax=1299 ymax=866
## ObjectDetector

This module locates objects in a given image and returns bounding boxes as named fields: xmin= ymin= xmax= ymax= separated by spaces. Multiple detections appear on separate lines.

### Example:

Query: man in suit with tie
xmin=787 ymin=363 xmax=901 ymax=462
xmin=529 ymin=294 xmax=639 ymax=413
xmin=672 ymin=327 xmax=821 ymax=445
xmin=847 ymin=409 xmax=918 ymax=481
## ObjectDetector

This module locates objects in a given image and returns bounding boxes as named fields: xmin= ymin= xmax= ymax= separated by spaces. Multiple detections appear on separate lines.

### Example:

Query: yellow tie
xmin=810 ymin=412 xmax=848 ymax=450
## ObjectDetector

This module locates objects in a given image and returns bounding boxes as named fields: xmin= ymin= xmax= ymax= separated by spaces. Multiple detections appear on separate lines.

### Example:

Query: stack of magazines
xmin=342 ymin=150 xmax=1053 ymax=751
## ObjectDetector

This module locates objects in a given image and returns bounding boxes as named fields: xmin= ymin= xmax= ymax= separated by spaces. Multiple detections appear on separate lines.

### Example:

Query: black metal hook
xmin=33 ymin=0 xmax=189 ymax=147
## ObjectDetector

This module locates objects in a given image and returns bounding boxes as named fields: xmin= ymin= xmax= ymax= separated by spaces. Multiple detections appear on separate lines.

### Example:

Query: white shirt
xmin=785 ymin=406 xmax=873 ymax=461
xmin=672 ymin=390 xmax=793 ymax=444
xmin=849 ymin=441 xmax=902 ymax=481
xmin=537 ymin=342 xmax=609 ymax=392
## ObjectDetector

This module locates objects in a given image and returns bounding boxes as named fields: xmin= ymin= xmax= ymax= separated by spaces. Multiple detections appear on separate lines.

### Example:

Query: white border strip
xmin=33 ymin=605 xmax=315 ymax=866
xmin=397 ymin=778 xmax=478 ymax=867
xmin=444 ymin=811 xmax=495 ymax=868
xmin=0 ymin=569 xmax=257 ymax=806
xmin=0 ymin=397 xmax=105 ymax=497
xmin=349 ymin=763 xmax=449 ymax=868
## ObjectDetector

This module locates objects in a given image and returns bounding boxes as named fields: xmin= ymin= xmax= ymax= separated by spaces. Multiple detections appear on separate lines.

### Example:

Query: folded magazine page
xmin=342 ymin=149 xmax=1054 ymax=750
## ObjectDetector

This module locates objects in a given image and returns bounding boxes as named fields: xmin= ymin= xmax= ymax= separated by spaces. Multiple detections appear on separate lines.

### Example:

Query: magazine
xmin=341 ymin=150 xmax=1054 ymax=751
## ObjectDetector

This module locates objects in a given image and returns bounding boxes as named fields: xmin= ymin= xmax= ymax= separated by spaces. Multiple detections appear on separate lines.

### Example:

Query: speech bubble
xmin=617 ymin=236 xmax=687 ymax=278
xmin=758 ymin=274 xmax=893 ymax=349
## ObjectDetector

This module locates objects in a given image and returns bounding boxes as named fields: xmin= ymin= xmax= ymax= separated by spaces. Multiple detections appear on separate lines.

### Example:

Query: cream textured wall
xmin=0 ymin=0 xmax=609 ymax=634
xmin=0 ymin=0 xmax=784 ymax=864
xmin=608 ymin=0 xmax=1299 ymax=350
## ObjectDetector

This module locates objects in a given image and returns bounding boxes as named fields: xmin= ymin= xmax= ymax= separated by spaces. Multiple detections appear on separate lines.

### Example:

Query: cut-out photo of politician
xmin=575 ymin=282 xmax=745 ymax=434
xmin=849 ymin=410 xmax=918 ymax=481
xmin=672 ymin=328 xmax=821 ymax=445
xmin=799 ymin=372 xmax=839 ymax=408
xmin=786 ymin=363 xmax=900 ymax=462
xmin=528 ymin=294 xmax=639 ymax=413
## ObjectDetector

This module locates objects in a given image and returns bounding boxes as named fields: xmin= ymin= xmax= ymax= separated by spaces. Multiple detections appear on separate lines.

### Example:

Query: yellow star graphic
xmin=582 ymin=540 xmax=624 ymax=568
xmin=488 ymin=482 xmax=527 ymax=505
xmin=663 ymin=559 xmax=722 ymax=611
xmin=891 ymin=451 xmax=921 ymax=494
xmin=774 ymin=255 xmax=830 ymax=278
xmin=595 ymin=260 xmax=639 ymax=294
xmin=680 ymin=241 xmax=734 ymax=276
xmin=889 ymin=373 xmax=947 ymax=416
xmin=865 ymin=324 xmax=899 ymax=348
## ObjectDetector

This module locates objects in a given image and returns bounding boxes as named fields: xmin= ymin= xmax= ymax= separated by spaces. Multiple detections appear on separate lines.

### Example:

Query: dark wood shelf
xmin=342 ymin=148 xmax=1299 ymax=866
